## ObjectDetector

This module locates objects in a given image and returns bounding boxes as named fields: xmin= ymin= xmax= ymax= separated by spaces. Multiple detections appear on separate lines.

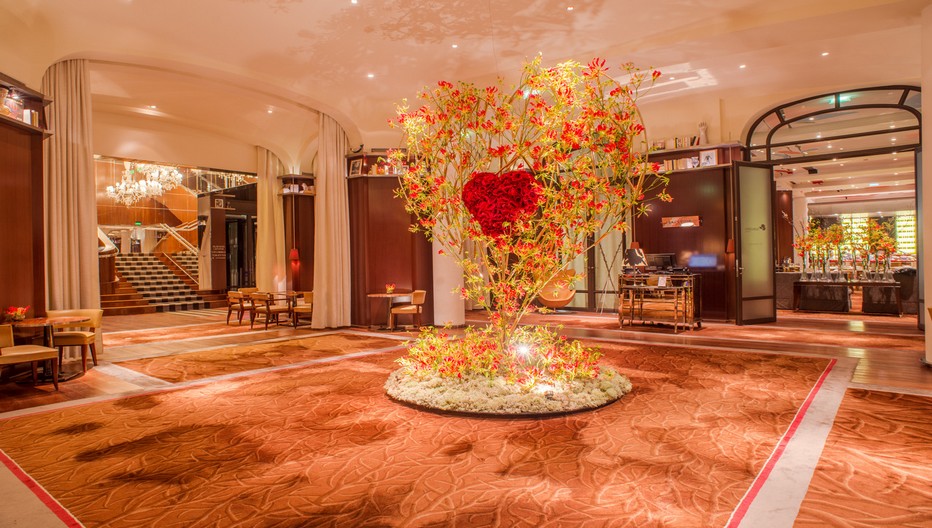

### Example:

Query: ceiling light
xmin=367 ymin=73 xmax=375 ymax=78
xmin=815 ymin=133 xmax=822 ymax=138
xmin=669 ymin=76 xmax=676 ymax=80
xmin=351 ymin=0 xmax=357 ymax=3
xmin=821 ymin=52 xmax=830 ymax=57
xmin=827 ymin=145 xmax=833 ymax=149
xmin=889 ymin=124 xmax=895 ymax=129
xmin=267 ymin=108 xmax=273 ymax=114
xmin=566 ymin=6 xmax=574 ymax=11
xmin=893 ymin=158 xmax=898 ymax=161
xmin=832 ymin=158 xmax=837 ymax=161
xmin=869 ymin=183 xmax=879 ymax=187
xmin=147 ymin=105 xmax=157 ymax=109
xmin=451 ymin=43 xmax=458 ymax=48
xmin=739 ymin=64 xmax=746 ymax=69
xmin=808 ymin=117 xmax=815 ymax=121
xmin=894 ymin=172 xmax=899 ymax=175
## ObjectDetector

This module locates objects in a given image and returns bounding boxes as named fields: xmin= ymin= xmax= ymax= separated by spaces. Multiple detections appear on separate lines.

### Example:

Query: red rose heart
xmin=462 ymin=170 xmax=542 ymax=237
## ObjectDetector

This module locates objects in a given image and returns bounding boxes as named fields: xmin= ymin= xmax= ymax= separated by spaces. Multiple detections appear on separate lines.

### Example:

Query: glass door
xmin=734 ymin=161 xmax=776 ymax=324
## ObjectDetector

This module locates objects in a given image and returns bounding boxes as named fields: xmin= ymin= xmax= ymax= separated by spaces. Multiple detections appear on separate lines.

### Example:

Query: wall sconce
xmin=661 ymin=215 xmax=702 ymax=228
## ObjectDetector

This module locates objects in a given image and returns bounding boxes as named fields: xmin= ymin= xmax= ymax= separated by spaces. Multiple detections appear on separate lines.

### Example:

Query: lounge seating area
xmin=224 ymin=289 xmax=315 ymax=330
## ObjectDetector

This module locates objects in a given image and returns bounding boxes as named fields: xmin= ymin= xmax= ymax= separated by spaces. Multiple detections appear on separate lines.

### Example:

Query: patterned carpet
xmin=114 ymin=332 xmax=404 ymax=383
xmin=0 ymin=340 xmax=831 ymax=527
xmin=104 ymin=321 xmax=271 ymax=347
xmin=794 ymin=389 xmax=932 ymax=527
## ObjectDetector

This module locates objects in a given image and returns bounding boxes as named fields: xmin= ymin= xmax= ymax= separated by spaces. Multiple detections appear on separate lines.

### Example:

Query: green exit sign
xmin=134 ymin=221 xmax=142 ymax=226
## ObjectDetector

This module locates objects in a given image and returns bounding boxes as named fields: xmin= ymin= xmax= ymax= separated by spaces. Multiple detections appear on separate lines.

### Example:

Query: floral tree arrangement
xmin=824 ymin=223 xmax=846 ymax=274
xmin=860 ymin=218 xmax=896 ymax=276
xmin=383 ymin=57 xmax=669 ymax=414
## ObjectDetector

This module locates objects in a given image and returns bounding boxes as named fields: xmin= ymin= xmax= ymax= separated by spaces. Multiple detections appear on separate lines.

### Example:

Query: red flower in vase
xmin=461 ymin=170 xmax=542 ymax=237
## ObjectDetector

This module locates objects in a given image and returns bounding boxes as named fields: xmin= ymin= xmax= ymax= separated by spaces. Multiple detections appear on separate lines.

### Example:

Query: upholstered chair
xmin=226 ymin=291 xmax=253 ymax=325
xmin=536 ymin=270 xmax=577 ymax=309
xmin=389 ymin=290 xmax=426 ymax=330
xmin=249 ymin=292 xmax=291 ymax=330
xmin=291 ymin=291 xmax=313 ymax=328
xmin=47 ymin=309 xmax=104 ymax=373
xmin=0 ymin=324 xmax=59 ymax=390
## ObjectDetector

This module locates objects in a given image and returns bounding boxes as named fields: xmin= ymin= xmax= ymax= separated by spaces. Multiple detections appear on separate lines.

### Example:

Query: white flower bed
xmin=384 ymin=367 xmax=632 ymax=415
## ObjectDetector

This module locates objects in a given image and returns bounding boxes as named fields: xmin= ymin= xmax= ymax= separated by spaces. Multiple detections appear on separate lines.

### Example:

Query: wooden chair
xmin=537 ymin=270 xmax=576 ymax=309
xmin=292 ymin=291 xmax=313 ymax=328
xmin=0 ymin=324 xmax=59 ymax=390
xmin=389 ymin=290 xmax=426 ymax=330
xmin=47 ymin=309 xmax=103 ymax=373
xmin=226 ymin=291 xmax=253 ymax=325
xmin=249 ymin=292 xmax=292 ymax=330
xmin=239 ymin=287 xmax=258 ymax=295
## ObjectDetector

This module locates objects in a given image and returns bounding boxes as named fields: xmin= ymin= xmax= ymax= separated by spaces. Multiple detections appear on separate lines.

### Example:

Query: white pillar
xmin=792 ymin=192 xmax=809 ymax=265
xmin=922 ymin=5 xmax=932 ymax=363
xmin=431 ymin=239 xmax=465 ymax=327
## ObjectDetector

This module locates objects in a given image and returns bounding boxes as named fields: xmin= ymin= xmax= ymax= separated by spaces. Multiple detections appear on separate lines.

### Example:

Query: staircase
xmin=102 ymin=253 xmax=211 ymax=315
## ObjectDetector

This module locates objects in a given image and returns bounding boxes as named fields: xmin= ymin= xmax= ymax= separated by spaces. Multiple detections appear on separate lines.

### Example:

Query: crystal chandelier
xmin=106 ymin=161 xmax=163 ymax=206
xmin=136 ymin=163 xmax=184 ymax=191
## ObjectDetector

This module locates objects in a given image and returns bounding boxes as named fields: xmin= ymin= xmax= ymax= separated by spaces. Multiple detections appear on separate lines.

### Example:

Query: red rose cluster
xmin=462 ymin=170 xmax=542 ymax=237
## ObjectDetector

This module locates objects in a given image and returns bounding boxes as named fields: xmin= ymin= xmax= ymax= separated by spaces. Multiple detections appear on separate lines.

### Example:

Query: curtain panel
xmin=312 ymin=114 xmax=351 ymax=328
xmin=256 ymin=147 xmax=287 ymax=294
xmin=42 ymin=59 xmax=100 ymax=310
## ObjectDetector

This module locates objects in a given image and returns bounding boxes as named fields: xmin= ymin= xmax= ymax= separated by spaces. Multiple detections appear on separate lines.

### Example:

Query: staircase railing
xmin=158 ymin=223 xmax=198 ymax=254
xmin=160 ymin=252 xmax=198 ymax=286
xmin=97 ymin=227 xmax=119 ymax=294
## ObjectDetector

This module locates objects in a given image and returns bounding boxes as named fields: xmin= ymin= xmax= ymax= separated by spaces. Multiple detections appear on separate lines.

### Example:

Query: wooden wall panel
xmin=284 ymin=195 xmax=314 ymax=292
xmin=634 ymin=167 xmax=733 ymax=320
xmin=349 ymin=176 xmax=433 ymax=327
xmin=0 ymin=120 xmax=45 ymax=316
xmin=775 ymin=190 xmax=795 ymax=264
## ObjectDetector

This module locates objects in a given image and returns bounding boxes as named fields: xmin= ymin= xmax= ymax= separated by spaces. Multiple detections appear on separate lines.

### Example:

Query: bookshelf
xmin=648 ymin=143 xmax=744 ymax=174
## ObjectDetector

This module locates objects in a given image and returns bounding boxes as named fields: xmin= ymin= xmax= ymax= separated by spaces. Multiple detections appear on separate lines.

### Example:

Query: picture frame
xmin=349 ymin=159 xmax=362 ymax=176
xmin=699 ymin=149 xmax=718 ymax=167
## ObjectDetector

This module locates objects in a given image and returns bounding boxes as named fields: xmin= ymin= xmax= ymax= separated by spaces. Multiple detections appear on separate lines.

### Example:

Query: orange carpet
xmin=473 ymin=312 xmax=923 ymax=351
xmin=115 ymin=332 xmax=403 ymax=383
xmin=104 ymin=321 xmax=273 ymax=348
xmin=794 ymin=389 xmax=932 ymax=527
xmin=0 ymin=340 xmax=831 ymax=527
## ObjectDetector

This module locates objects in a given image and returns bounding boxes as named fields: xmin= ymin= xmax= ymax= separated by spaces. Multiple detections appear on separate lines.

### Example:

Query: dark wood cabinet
xmin=280 ymin=174 xmax=315 ymax=292
xmin=0 ymin=73 xmax=49 ymax=318
xmin=633 ymin=144 xmax=744 ymax=321
xmin=347 ymin=159 xmax=432 ymax=327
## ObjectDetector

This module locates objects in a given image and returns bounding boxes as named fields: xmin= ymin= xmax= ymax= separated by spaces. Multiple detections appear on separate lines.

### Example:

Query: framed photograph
xmin=699 ymin=149 xmax=718 ymax=167
xmin=349 ymin=159 xmax=362 ymax=176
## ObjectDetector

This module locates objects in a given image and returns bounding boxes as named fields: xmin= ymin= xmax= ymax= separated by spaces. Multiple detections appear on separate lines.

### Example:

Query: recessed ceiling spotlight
xmin=893 ymin=157 xmax=898 ymax=161
xmin=451 ymin=43 xmax=458 ymax=48
xmin=267 ymin=108 xmax=273 ymax=114
xmin=367 ymin=73 xmax=375 ymax=78
xmin=808 ymin=117 xmax=815 ymax=121
xmin=669 ymin=76 xmax=676 ymax=80
xmin=566 ymin=6 xmax=574 ymax=11
xmin=739 ymin=64 xmax=746 ymax=69
xmin=894 ymin=172 xmax=899 ymax=175
xmin=147 ymin=105 xmax=157 ymax=109
xmin=891 ymin=137 xmax=897 ymax=142
xmin=815 ymin=133 xmax=822 ymax=138
xmin=821 ymin=52 xmax=830 ymax=57
xmin=869 ymin=183 xmax=879 ymax=187
xmin=832 ymin=158 xmax=837 ymax=161
xmin=889 ymin=124 xmax=896 ymax=129
xmin=351 ymin=0 xmax=357 ymax=3
xmin=827 ymin=145 xmax=833 ymax=149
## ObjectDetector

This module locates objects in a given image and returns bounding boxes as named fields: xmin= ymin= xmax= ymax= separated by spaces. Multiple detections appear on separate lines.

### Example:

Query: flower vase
xmin=11 ymin=314 xmax=24 ymax=322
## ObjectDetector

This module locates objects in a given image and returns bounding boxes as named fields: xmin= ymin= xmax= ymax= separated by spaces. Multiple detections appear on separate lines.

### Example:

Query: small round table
xmin=367 ymin=291 xmax=411 ymax=330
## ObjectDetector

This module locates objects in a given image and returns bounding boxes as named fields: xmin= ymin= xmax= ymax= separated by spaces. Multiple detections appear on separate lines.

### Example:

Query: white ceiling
xmin=0 ymin=0 xmax=928 ymax=208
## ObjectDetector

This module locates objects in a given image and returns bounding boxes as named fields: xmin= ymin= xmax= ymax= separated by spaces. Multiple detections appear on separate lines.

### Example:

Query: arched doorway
xmin=744 ymin=86 xmax=921 ymax=323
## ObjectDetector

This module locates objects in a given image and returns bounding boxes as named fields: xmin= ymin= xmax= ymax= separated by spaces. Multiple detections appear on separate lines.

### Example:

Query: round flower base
xmin=384 ymin=367 xmax=632 ymax=416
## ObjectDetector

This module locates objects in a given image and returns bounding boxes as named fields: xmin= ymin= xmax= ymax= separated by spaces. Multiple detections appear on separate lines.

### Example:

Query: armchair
xmin=47 ymin=309 xmax=103 ymax=373
xmin=0 ymin=324 xmax=59 ymax=390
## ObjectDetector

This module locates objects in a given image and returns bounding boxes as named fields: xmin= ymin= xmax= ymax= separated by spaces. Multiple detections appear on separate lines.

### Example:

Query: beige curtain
xmin=42 ymin=59 xmax=99 ymax=310
xmin=256 ymin=147 xmax=287 ymax=293
xmin=312 ymin=114 xmax=351 ymax=328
